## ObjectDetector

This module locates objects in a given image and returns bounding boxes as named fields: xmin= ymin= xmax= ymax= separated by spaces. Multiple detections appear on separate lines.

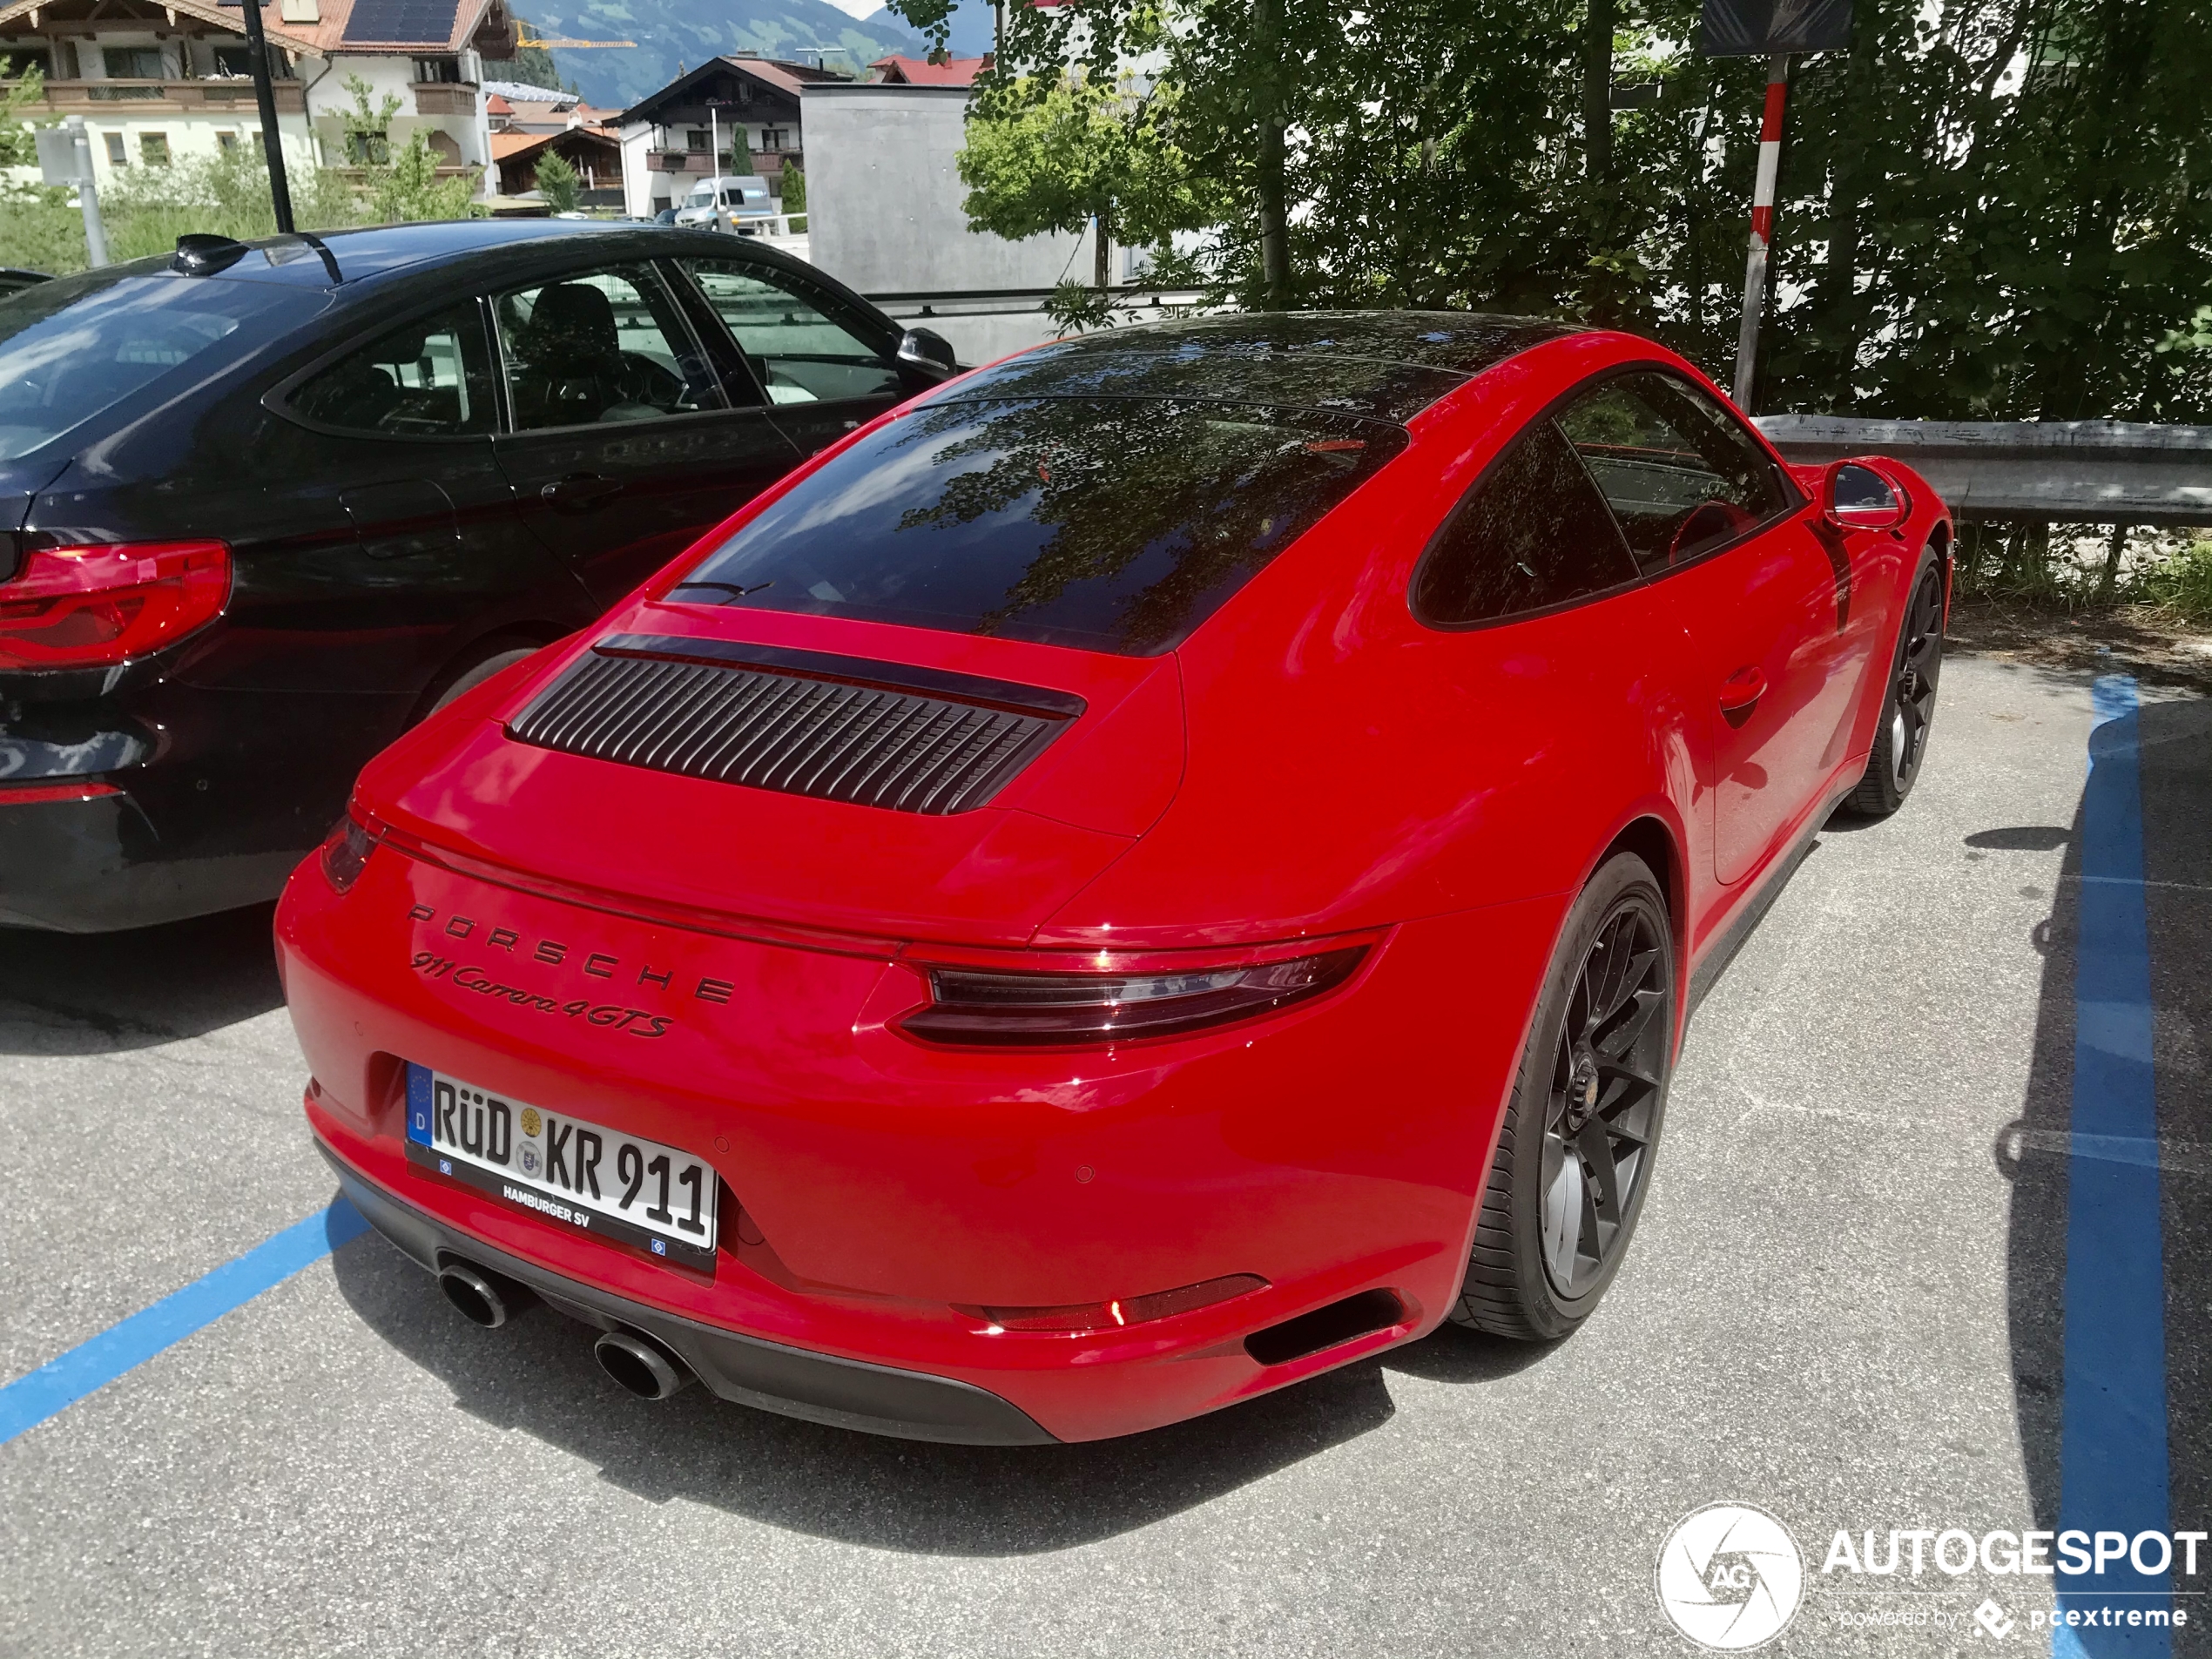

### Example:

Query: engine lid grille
xmin=506 ymin=634 xmax=1083 ymax=816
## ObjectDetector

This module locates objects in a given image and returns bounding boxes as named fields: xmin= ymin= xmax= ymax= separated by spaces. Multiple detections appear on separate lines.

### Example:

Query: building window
xmin=216 ymin=129 xmax=239 ymax=151
xmin=759 ymin=126 xmax=789 ymax=151
xmin=0 ymin=47 xmax=53 ymax=82
xmin=412 ymin=56 xmax=461 ymax=83
xmin=103 ymin=132 xmax=126 ymax=165
xmin=139 ymin=132 xmax=170 ymax=165
xmin=103 ymin=45 xmax=165 ymax=79
xmin=346 ymin=129 xmax=390 ymax=165
xmin=212 ymin=45 xmax=253 ymax=77
xmin=685 ymin=128 xmax=708 ymax=151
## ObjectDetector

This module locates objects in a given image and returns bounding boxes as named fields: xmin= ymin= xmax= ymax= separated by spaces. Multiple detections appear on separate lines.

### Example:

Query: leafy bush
xmin=779 ymin=163 xmax=805 ymax=214
xmin=2142 ymin=536 xmax=2212 ymax=627
xmin=533 ymin=149 xmax=580 ymax=213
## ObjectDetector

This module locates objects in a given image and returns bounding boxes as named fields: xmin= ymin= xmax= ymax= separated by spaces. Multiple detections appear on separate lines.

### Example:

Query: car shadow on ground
xmin=1994 ymin=692 xmax=2210 ymax=1657
xmin=327 ymin=1232 xmax=1554 ymax=1554
xmin=0 ymin=902 xmax=284 ymax=1055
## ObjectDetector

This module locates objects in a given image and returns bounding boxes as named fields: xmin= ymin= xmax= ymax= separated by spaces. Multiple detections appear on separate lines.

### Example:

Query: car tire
xmin=421 ymin=643 xmax=543 ymax=720
xmin=1842 ymin=544 xmax=1946 ymax=819
xmin=1451 ymin=851 xmax=1676 ymax=1341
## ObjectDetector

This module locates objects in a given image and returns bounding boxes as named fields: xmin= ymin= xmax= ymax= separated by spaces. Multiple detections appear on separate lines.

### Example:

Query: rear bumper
xmin=318 ymin=1133 xmax=1055 ymax=1445
xmin=279 ymin=838 xmax=1556 ymax=1440
xmin=0 ymin=790 xmax=299 ymax=932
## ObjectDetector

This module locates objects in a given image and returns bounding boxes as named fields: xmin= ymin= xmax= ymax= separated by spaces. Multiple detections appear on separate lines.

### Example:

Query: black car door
xmin=488 ymin=259 xmax=803 ymax=610
xmin=253 ymin=296 xmax=571 ymax=700
xmin=673 ymin=254 xmax=910 ymax=461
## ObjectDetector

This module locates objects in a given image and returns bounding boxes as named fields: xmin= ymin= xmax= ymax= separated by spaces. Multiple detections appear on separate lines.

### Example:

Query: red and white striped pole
xmin=1730 ymin=52 xmax=1790 ymax=409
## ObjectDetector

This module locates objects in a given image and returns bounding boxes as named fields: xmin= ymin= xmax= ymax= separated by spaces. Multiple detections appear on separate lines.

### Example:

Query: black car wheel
xmin=1844 ymin=546 xmax=1945 ymax=818
xmin=1453 ymin=851 xmax=1676 ymax=1341
xmin=421 ymin=642 xmax=543 ymax=720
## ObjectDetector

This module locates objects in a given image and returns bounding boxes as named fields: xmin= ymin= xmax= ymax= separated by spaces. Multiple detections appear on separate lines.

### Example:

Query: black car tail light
xmin=320 ymin=814 xmax=376 ymax=894
xmin=900 ymin=946 xmax=1368 ymax=1047
xmin=958 ymin=1274 xmax=1269 ymax=1336
xmin=0 ymin=541 xmax=232 ymax=671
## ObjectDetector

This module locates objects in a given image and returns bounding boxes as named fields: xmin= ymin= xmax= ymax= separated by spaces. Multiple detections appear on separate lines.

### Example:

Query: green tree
xmin=959 ymin=71 xmax=1221 ymax=293
xmin=534 ymin=147 xmax=580 ymax=212
xmin=779 ymin=162 xmax=806 ymax=214
xmin=895 ymin=0 xmax=2212 ymax=423
xmin=372 ymin=131 xmax=478 ymax=221
xmin=341 ymin=73 xmax=400 ymax=165
xmin=0 ymin=57 xmax=45 ymax=167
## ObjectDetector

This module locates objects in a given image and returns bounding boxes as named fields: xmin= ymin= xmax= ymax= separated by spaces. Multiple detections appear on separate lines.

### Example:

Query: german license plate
xmin=404 ymin=1062 xmax=717 ymax=1270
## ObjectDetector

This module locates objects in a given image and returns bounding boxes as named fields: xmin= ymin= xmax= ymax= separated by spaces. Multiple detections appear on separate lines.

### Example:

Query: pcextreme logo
xmin=1657 ymin=1503 xmax=1805 ymax=1651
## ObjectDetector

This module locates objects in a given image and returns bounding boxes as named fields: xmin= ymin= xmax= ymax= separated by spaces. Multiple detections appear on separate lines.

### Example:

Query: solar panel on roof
xmin=341 ymin=0 xmax=458 ymax=43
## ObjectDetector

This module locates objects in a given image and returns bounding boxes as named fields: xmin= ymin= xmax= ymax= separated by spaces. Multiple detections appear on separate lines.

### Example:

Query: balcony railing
xmin=411 ymin=83 xmax=476 ymax=116
xmin=27 ymin=78 xmax=307 ymax=113
xmin=646 ymin=145 xmax=802 ymax=175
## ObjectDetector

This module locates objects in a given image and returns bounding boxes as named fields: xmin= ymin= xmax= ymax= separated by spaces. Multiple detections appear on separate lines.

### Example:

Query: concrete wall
xmin=799 ymin=82 xmax=1094 ymax=298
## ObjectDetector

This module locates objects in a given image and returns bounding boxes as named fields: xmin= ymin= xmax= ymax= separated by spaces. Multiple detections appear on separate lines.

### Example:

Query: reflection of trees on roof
xmin=889 ymin=397 xmax=1402 ymax=652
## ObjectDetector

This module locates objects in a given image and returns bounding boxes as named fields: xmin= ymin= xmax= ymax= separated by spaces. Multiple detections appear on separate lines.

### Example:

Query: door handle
xmin=1718 ymin=665 xmax=1768 ymax=727
xmin=540 ymin=474 xmax=624 ymax=512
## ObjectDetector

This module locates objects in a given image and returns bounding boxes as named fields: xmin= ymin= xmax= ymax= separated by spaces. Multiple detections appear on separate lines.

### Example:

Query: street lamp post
xmin=220 ymin=0 xmax=295 ymax=232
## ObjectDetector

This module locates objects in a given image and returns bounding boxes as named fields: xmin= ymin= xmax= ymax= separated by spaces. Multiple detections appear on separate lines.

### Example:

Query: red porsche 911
xmin=277 ymin=313 xmax=1950 ymax=1444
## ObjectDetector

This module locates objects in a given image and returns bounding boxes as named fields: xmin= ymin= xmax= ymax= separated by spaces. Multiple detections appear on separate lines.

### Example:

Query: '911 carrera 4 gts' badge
xmin=402 ymin=903 xmax=741 ymax=1039
xmin=410 ymin=950 xmax=677 ymax=1035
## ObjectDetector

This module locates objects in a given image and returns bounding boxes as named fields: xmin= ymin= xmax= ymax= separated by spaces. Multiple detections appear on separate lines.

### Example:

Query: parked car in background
xmin=675 ymin=176 xmax=776 ymax=231
xmin=0 ymin=220 xmax=959 ymax=933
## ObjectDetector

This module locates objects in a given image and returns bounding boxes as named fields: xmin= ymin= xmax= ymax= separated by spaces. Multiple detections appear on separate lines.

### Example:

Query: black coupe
xmin=0 ymin=220 xmax=956 ymax=931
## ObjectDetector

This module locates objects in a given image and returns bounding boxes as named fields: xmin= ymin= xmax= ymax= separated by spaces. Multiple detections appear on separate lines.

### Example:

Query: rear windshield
xmin=668 ymin=396 xmax=1408 ymax=655
xmin=0 ymin=272 xmax=307 ymax=461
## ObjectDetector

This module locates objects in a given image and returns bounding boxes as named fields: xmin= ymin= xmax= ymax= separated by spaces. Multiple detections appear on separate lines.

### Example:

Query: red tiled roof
xmin=869 ymin=53 xmax=989 ymax=87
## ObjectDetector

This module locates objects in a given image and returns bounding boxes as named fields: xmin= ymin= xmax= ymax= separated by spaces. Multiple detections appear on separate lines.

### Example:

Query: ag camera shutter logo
xmin=1656 ymin=1502 xmax=1805 ymax=1650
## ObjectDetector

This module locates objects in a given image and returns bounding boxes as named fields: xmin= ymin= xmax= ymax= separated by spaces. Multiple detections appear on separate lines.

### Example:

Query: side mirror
xmin=896 ymin=326 xmax=959 ymax=381
xmin=1822 ymin=460 xmax=1907 ymax=531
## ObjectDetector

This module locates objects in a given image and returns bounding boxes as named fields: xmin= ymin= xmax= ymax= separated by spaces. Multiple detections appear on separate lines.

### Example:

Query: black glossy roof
xmin=936 ymin=311 xmax=1583 ymax=423
xmin=195 ymin=219 xmax=629 ymax=288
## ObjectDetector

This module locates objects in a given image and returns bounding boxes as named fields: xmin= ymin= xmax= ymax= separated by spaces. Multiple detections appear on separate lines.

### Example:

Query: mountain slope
xmin=523 ymin=0 xmax=924 ymax=111
xmin=860 ymin=0 xmax=995 ymax=56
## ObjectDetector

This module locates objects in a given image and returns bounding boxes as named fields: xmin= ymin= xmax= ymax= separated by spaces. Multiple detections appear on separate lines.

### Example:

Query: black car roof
xmin=172 ymin=219 xmax=764 ymax=293
xmin=934 ymin=311 xmax=1585 ymax=424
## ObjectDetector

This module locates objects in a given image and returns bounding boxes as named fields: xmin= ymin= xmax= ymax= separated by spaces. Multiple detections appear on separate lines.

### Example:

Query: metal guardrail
xmin=862 ymin=286 xmax=1210 ymax=320
xmin=1753 ymin=415 xmax=2212 ymax=526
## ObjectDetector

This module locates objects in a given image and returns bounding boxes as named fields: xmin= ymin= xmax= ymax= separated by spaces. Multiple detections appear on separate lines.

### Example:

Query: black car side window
xmin=1412 ymin=418 xmax=1639 ymax=627
xmin=494 ymin=265 xmax=724 ymax=432
xmin=288 ymin=302 xmax=498 ymax=437
xmin=1555 ymin=370 xmax=1793 ymax=569
xmin=680 ymin=260 xmax=901 ymax=406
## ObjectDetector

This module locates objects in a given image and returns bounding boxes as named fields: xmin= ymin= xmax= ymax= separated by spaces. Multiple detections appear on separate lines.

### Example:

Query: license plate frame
xmin=404 ymin=1062 xmax=718 ymax=1271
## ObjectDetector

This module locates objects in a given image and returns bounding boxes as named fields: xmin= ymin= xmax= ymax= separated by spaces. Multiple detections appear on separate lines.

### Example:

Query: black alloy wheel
xmin=1846 ymin=550 xmax=1945 ymax=817
xmin=1537 ymin=899 xmax=1669 ymax=1298
xmin=1454 ymin=852 xmax=1676 ymax=1340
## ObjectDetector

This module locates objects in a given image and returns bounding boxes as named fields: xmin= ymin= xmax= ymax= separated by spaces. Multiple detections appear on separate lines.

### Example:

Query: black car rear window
xmin=668 ymin=397 xmax=1408 ymax=655
xmin=0 ymin=272 xmax=315 ymax=461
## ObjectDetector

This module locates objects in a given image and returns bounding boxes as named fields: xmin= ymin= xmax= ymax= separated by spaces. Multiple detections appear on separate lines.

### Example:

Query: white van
xmin=674 ymin=175 xmax=774 ymax=230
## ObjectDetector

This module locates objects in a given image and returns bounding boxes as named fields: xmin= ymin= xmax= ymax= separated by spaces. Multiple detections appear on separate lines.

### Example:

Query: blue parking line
xmin=2054 ymin=676 xmax=2171 ymax=1656
xmin=0 ymin=1199 xmax=368 ymax=1447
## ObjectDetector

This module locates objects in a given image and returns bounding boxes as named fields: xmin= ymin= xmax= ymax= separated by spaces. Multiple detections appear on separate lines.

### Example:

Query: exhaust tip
xmin=594 ymin=1330 xmax=694 ymax=1400
xmin=1243 ymin=1288 xmax=1405 ymax=1368
xmin=437 ymin=1261 xmax=532 ymax=1329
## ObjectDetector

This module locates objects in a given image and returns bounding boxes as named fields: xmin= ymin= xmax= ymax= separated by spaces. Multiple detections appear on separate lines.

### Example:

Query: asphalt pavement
xmin=0 ymin=651 xmax=2205 ymax=1659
